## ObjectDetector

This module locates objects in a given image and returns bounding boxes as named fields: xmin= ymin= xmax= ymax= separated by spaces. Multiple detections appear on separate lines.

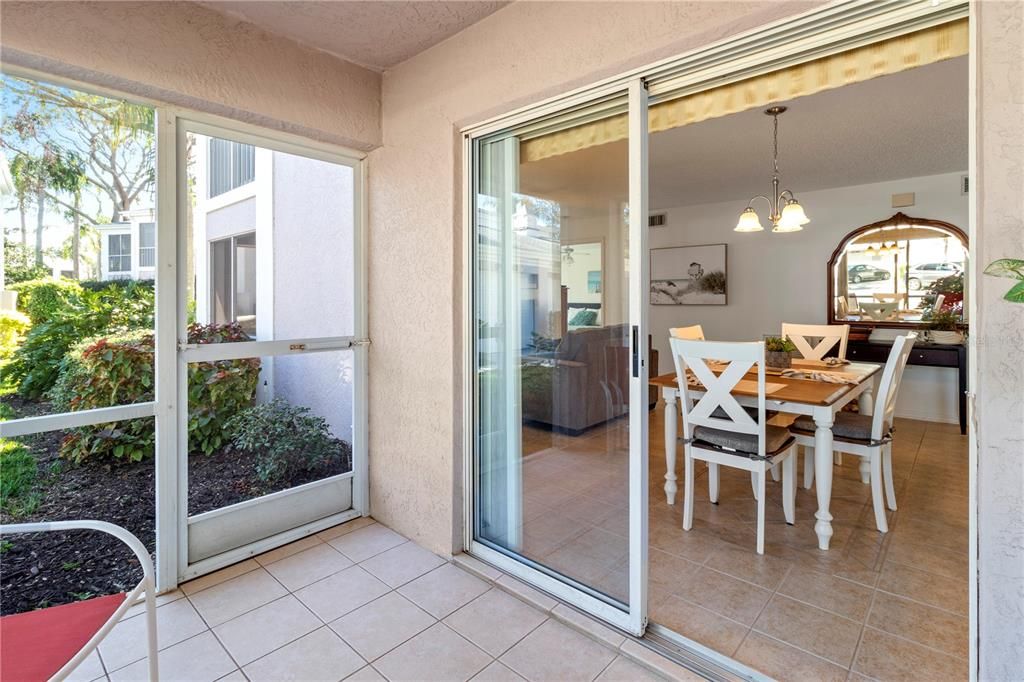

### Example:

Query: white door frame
xmin=462 ymin=78 xmax=650 ymax=636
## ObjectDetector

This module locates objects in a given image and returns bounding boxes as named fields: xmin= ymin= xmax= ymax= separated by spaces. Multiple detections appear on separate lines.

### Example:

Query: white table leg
xmin=663 ymin=387 xmax=678 ymax=505
xmin=857 ymin=380 xmax=876 ymax=485
xmin=813 ymin=409 xmax=836 ymax=550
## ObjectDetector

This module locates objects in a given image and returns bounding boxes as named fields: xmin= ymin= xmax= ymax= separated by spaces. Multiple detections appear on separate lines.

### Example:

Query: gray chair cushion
xmin=693 ymin=424 xmax=793 ymax=456
xmin=709 ymin=405 xmax=777 ymax=421
xmin=792 ymin=411 xmax=886 ymax=442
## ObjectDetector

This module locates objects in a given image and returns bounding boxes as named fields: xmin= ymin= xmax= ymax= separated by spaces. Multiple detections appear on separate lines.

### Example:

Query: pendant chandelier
xmin=734 ymin=106 xmax=810 ymax=234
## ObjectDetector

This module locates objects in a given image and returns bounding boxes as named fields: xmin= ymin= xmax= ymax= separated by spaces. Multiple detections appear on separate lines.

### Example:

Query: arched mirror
xmin=828 ymin=212 xmax=968 ymax=329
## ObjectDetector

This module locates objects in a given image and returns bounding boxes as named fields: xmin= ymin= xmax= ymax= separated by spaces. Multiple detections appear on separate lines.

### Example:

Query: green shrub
xmin=1 ymin=283 xmax=155 ymax=399
xmin=10 ymin=279 xmax=83 ymax=325
xmin=52 ymin=323 xmax=259 ymax=462
xmin=78 ymin=279 xmax=154 ymax=293
xmin=0 ymin=310 xmax=31 ymax=359
xmin=698 ymin=270 xmax=727 ymax=295
xmin=227 ymin=399 xmax=350 ymax=485
xmin=1 ymin=440 xmax=37 ymax=512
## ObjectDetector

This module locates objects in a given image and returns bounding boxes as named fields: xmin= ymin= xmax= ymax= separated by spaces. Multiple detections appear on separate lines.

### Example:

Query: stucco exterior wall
xmin=974 ymin=2 xmax=1024 ymax=678
xmin=367 ymin=0 xmax=824 ymax=556
xmin=0 ymin=1 xmax=381 ymax=150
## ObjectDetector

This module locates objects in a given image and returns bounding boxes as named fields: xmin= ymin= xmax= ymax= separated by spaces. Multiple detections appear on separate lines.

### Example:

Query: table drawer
xmin=908 ymin=347 xmax=959 ymax=367
xmin=847 ymin=344 xmax=890 ymax=363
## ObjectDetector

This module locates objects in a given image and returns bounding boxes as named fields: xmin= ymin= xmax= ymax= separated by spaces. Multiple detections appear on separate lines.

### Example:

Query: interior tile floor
xmin=81 ymin=517 xmax=682 ymax=682
xmin=520 ymin=409 xmax=969 ymax=682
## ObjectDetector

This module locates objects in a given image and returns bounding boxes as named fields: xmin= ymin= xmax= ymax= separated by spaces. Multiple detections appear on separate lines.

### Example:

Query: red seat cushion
xmin=1 ymin=593 xmax=126 ymax=682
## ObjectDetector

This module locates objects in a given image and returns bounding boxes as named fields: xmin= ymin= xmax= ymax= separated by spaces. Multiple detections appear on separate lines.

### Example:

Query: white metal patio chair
xmin=670 ymin=337 xmax=797 ymax=554
xmin=0 ymin=520 xmax=159 ymax=681
xmin=791 ymin=333 xmax=917 ymax=533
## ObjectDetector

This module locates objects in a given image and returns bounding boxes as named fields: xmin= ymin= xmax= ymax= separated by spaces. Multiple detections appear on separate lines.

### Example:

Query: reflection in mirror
xmin=828 ymin=213 xmax=967 ymax=328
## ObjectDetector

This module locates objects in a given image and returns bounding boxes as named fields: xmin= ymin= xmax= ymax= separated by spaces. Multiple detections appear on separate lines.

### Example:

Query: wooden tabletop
xmin=649 ymin=360 xmax=880 ymax=407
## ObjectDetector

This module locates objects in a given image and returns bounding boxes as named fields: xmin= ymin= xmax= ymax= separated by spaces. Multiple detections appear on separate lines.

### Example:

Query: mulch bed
xmin=1 ymin=395 xmax=352 ymax=616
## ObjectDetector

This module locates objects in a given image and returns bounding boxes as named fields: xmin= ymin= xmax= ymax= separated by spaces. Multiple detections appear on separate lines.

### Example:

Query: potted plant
xmin=764 ymin=336 xmax=796 ymax=369
xmin=926 ymin=307 xmax=966 ymax=345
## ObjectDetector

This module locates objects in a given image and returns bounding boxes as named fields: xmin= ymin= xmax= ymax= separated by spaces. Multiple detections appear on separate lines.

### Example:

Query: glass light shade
xmin=773 ymin=208 xmax=804 ymax=232
xmin=734 ymin=207 xmax=764 ymax=232
xmin=781 ymin=200 xmax=810 ymax=226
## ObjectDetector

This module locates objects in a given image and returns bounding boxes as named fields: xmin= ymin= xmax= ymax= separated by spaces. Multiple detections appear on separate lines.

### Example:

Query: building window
xmin=210 ymin=232 xmax=257 ymax=337
xmin=108 ymin=234 xmax=132 ymax=273
xmin=139 ymin=222 xmax=156 ymax=268
xmin=208 ymin=138 xmax=256 ymax=198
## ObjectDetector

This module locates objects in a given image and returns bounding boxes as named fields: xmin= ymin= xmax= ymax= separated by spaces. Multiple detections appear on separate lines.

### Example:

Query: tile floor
xmin=80 ymin=517 xmax=687 ymax=682
xmin=515 ymin=410 xmax=969 ymax=682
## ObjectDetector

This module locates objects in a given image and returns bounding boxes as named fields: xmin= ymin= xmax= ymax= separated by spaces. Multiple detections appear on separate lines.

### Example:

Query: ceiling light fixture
xmin=734 ymin=106 xmax=810 ymax=234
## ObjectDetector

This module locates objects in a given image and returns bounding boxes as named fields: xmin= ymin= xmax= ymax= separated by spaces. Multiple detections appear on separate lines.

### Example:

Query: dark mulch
xmin=1 ymin=394 xmax=352 ymax=616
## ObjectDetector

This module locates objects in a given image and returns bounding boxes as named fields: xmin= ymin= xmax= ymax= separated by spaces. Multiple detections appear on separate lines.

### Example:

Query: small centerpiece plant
xmin=764 ymin=336 xmax=797 ymax=369
xmin=925 ymin=305 xmax=966 ymax=345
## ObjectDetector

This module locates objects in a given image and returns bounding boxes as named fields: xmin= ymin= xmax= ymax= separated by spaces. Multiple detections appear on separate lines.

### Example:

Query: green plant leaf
xmin=1004 ymin=281 xmax=1024 ymax=303
xmin=984 ymin=259 xmax=1024 ymax=279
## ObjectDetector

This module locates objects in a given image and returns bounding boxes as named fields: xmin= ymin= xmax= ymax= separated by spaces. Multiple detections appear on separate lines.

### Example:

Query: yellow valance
xmin=521 ymin=18 xmax=968 ymax=164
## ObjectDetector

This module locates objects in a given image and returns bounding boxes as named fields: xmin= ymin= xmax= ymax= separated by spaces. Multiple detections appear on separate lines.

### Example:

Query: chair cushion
xmin=793 ymin=411 xmax=884 ymax=442
xmin=693 ymin=424 xmax=793 ymax=456
xmin=709 ymin=405 xmax=777 ymax=421
xmin=1 ymin=592 xmax=127 ymax=682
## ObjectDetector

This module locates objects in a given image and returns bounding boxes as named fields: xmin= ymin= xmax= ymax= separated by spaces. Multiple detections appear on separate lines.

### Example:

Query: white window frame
xmin=0 ymin=64 xmax=370 ymax=595
xmin=108 ymin=232 xmax=132 ymax=273
xmin=460 ymin=0 xmax=973 ymax=678
xmin=139 ymin=222 xmax=156 ymax=269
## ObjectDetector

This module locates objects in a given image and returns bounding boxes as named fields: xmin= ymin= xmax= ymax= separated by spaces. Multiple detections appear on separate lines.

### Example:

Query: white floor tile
xmin=444 ymin=589 xmax=547 ymax=657
xmin=359 ymin=541 xmax=446 ymax=588
xmin=109 ymin=632 xmax=235 ymax=682
xmin=374 ymin=624 xmax=491 ymax=682
xmin=255 ymin=535 xmax=323 ymax=566
xmin=100 ymin=598 xmax=208 ymax=672
xmin=243 ymin=626 xmax=365 ymax=681
xmin=398 ymin=564 xmax=491 ymax=618
xmin=213 ymin=595 xmax=321 ymax=666
xmin=64 ymin=651 xmax=106 ymax=682
xmin=294 ymin=565 xmax=391 ymax=622
xmin=329 ymin=592 xmax=436 ymax=661
xmin=188 ymin=567 xmax=288 ymax=627
xmin=263 ymin=543 xmax=354 ymax=591
xmin=500 ymin=620 xmax=617 ymax=682
xmin=344 ymin=665 xmax=387 ymax=681
xmin=471 ymin=661 xmax=527 ymax=681
xmin=328 ymin=524 xmax=407 ymax=562
xmin=181 ymin=560 xmax=260 ymax=596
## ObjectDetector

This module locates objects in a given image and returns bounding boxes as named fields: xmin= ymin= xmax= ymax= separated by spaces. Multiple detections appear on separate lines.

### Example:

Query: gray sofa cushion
xmin=693 ymin=424 xmax=793 ymax=456
xmin=793 ymin=412 xmax=886 ymax=441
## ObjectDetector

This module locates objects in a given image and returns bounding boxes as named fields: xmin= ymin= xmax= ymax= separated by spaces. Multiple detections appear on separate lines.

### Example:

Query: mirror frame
xmin=826 ymin=212 xmax=969 ymax=330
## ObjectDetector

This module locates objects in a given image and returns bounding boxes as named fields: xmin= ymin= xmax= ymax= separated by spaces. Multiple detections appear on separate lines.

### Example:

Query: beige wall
xmin=974 ymin=2 xmax=1024 ymax=678
xmin=0 ymin=1 xmax=381 ymax=150
xmin=367 ymin=0 xmax=824 ymax=556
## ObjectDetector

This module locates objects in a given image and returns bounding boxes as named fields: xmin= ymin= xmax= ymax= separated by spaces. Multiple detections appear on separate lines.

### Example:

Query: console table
xmin=846 ymin=339 xmax=967 ymax=434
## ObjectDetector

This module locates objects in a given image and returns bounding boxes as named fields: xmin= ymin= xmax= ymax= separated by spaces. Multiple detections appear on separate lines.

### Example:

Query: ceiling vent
xmin=961 ymin=175 xmax=969 ymax=195
xmin=648 ymin=213 xmax=667 ymax=228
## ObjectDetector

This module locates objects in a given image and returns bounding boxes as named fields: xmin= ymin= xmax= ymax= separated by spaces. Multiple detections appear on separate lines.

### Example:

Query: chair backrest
xmin=872 ymin=293 xmax=907 ymax=307
xmin=846 ymin=294 xmax=860 ymax=312
xmin=871 ymin=332 xmax=918 ymax=440
xmin=669 ymin=337 xmax=768 ymax=457
xmin=859 ymin=301 xmax=899 ymax=321
xmin=669 ymin=325 xmax=705 ymax=340
xmin=781 ymin=322 xmax=850 ymax=361
xmin=836 ymin=297 xmax=849 ymax=318
xmin=933 ymin=293 xmax=946 ymax=311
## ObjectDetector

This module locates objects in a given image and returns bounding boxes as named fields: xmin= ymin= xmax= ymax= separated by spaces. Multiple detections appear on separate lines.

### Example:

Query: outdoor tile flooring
xmin=86 ymin=516 xmax=689 ymax=682
xmin=518 ymin=410 xmax=969 ymax=682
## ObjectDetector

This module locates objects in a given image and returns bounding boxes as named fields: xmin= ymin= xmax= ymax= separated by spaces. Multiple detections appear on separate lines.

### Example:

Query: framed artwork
xmin=650 ymin=243 xmax=727 ymax=305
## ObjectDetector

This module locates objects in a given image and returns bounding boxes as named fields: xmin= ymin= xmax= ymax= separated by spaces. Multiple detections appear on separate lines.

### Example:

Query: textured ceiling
xmin=200 ymin=1 xmax=508 ymax=70
xmin=520 ymin=56 xmax=969 ymax=210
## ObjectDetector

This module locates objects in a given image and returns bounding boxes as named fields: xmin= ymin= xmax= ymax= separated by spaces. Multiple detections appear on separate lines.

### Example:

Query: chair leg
xmin=870 ymin=451 xmax=888 ymax=533
xmin=782 ymin=453 xmax=796 ymax=525
xmin=750 ymin=471 xmax=759 ymax=500
xmin=682 ymin=451 xmax=695 ymax=531
xmin=834 ymin=452 xmax=843 ymax=465
xmin=803 ymin=446 xmax=814 ymax=490
xmin=771 ymin=463 xmax=780 ymax=482
xmin=708 ymin=462 xmax=719 ymax=504
xmin=756 ymin=469 xmax=767 ymax=554
xmin=883 ymin=443 xmax=898 ymax=511
xmin=859 ymin=458 xmax=871 ymax=485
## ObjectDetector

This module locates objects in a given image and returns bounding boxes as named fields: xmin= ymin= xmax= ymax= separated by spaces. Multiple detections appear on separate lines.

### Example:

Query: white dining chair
xmin=859 ymin=301 xmax=899 ymax=321
xmin=781 ymin=322 xmax=850 ymax=362
xmin=669 ymin=337 xmax=797 ymax=554
xmin=791 ymin=333 xmax=917 ymax=533
xmin=670 ymin=325 xmax=705 ymax=340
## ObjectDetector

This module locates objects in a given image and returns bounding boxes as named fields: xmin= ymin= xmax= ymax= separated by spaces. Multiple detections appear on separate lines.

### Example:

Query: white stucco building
xmin=95 ymin=208 xmax=157 ymax=282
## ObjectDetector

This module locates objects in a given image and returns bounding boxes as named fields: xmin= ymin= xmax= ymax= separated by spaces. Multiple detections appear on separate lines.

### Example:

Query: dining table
xmin=649 ymin=358 xmax=881 ymax=551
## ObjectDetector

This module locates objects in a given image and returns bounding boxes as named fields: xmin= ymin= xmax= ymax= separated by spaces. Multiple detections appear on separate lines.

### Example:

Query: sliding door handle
xmin=632 ymin=325 xmax=639 ymax=378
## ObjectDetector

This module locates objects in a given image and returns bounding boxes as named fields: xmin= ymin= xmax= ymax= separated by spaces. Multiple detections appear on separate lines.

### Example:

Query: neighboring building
xmin=95 ymin=208 xmax=157 ymax=281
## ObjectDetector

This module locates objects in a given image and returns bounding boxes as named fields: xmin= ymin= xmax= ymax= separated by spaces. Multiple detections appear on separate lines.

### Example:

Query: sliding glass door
xmin=469 ymin=82 xmax=648 ymax=634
